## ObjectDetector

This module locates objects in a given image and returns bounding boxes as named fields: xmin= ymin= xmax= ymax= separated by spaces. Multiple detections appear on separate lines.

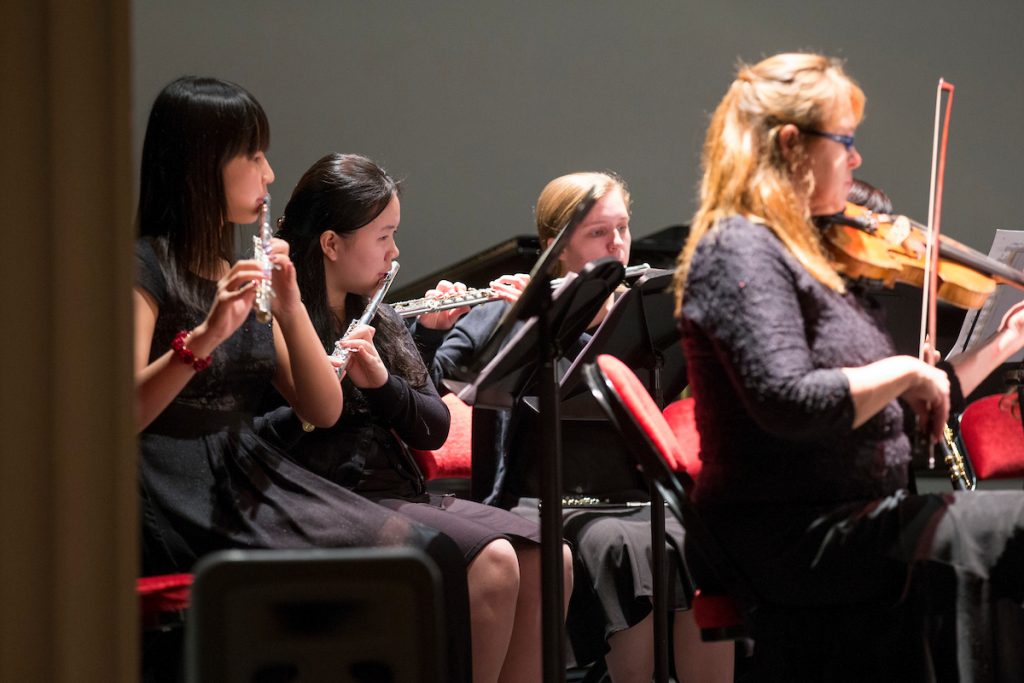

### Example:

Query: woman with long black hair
xmin=265 ymin=152 xmax=572 ymax=683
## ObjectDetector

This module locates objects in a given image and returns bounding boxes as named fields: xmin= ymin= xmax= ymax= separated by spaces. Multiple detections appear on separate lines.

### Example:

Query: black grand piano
xmin=389 ymin=222 xmax=968 ymax=363
xmin=387 ymin=225 xmax=689 ymax=303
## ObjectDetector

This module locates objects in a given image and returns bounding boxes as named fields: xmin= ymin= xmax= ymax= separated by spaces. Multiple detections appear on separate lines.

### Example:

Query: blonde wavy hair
xmin=673 ymin=52 xmax=865 ymax=314
xmin=536 ymin=172 xmax=631 ymax=274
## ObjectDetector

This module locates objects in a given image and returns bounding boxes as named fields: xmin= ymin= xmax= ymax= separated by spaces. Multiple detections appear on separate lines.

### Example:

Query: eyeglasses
xmin=799 ymin=128 xmax=856 ymax=152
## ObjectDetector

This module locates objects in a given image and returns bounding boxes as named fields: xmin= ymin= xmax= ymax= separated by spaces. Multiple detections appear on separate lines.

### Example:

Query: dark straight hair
xmin=847 ymin=178 xmax=893 ymax=214
xmin=137 ymin=76 xmax=270 ymax=311
xmin=278 ymin=153 xmax=425 ymax=386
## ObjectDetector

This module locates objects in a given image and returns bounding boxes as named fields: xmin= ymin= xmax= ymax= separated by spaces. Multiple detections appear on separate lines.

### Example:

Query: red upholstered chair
xmin=583 ymin=355 xmax=750 ymax=644
xmin=138 ymin=573 xmax=192 ymax=631
xmin=411 ymin=393 xmax=473 ymax=481
xmin=958 ymin=393 xmax=1024 ymax=480
xmin=662 ymin=396 xmax=751 ymax=639
xmin=139 ymin=573 xmax=193 ymax=682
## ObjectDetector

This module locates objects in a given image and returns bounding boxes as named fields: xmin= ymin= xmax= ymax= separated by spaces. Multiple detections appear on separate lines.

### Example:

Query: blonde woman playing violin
xmin=676 ymin=52 xmax=1024 ymax=679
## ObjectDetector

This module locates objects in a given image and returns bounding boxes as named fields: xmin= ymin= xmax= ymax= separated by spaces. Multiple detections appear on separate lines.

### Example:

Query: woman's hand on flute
xmin=417 ymin=280 xmax=473 ymax=330
xmin=332 ymin=324 xmax=388 ymax=389
xmin=489 ymin=273 xmax=530 ymax=304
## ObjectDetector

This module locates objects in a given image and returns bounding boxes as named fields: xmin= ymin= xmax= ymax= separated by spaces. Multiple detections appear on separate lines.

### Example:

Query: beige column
xmin=0 ymin=0 xmax=136 ymax=681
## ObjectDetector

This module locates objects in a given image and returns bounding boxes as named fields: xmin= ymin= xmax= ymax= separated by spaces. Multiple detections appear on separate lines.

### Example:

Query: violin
xmin=817 ymin=201 xmax=1024 ymax=309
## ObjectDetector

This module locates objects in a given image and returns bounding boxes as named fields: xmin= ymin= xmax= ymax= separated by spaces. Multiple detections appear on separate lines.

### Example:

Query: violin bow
xmin=920 ymin=78 xmax=955 ymax=467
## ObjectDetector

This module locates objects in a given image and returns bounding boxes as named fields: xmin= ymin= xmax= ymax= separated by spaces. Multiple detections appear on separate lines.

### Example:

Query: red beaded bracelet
xmin=171 ymin=330 xmax=213 ymax=372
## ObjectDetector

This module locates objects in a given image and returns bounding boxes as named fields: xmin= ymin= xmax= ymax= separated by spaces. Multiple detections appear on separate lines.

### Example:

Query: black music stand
xmin=448 ymin=187 xmax=610 ymax=683
xmin=555 ymin=267 xmax=684 ymax=683
xmin=459 ymin=258 xmax=629 ymax=506
xmin=453 ymin=260 xmax=624 ymax=683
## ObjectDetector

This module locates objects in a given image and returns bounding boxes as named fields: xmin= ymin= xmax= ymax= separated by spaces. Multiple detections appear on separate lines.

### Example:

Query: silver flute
xmin=301 ymin=261 xmax=401 ymax=433
xmin=391 ymin=262 xmax=651 ymax=319
xmin=253 ymin=195 xmax=274 ymax=323
xmin=328 ymin=260 xmax=402 ymax=377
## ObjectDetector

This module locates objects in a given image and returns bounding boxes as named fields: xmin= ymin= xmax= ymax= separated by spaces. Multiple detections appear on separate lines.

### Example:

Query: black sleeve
xmin=362 ymin=373 xmax=450 ymax=450
xmin=365 ymin=307 xmax=453 ymax=450
xmin=936 ymin=359 xmax=966 ymax=414
xmin=135 ymin=238 xmax=168 ymax=307
xmin=413 ymin=301 xmax=509 ymax=394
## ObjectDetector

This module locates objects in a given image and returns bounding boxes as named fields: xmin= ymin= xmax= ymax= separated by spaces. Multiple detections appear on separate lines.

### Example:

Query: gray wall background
xmin=134 ymin=0 xmax=1024 ymax=289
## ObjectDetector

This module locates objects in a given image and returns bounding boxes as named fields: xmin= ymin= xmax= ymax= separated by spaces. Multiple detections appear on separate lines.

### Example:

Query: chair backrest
xmin=584 ymin=354 xmax=755 ymax=607
xmin=662 ymin=397 xmax=703 ymax=479
xmin=411 ymin=393 xmax=473 ymax=480
xmin=186 ymin=547 xmax=444 ymax=683
xmin=959 ymin=393 xmax=1024 ymax=479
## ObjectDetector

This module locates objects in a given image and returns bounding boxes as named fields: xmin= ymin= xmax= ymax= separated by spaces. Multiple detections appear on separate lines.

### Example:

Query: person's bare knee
xmin=469 ymin=539 xmax=520 ymax=605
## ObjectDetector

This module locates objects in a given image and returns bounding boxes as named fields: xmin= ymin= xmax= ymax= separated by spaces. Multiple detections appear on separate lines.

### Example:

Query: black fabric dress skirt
xmin=261 ymin=405 xmax=544 ymax=562
xmin=374 ymin=493 xmax=542 ymax=559
xmin=512 ymin=498 xmax=692 ymax=666
xmin=137 ymin=321 xmax=473 ymax=681
xmin=140 ymin=408 xmax=464 ymax=574
xmin=141 ymin=408 xmax=475 ymax=683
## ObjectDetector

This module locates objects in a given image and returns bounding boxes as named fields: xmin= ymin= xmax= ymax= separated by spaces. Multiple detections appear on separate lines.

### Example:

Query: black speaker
xmin=185 ymin=547 xmax=444 ymax=682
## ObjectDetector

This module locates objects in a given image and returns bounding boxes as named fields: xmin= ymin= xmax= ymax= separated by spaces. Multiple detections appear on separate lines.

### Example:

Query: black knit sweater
xmin=679 ymin=216 xmax=912 ymax=506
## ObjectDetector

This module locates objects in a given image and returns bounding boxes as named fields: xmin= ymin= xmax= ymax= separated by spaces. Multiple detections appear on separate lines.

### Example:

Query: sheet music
xmin=948 ymin=229 xmax=1024 ymax=359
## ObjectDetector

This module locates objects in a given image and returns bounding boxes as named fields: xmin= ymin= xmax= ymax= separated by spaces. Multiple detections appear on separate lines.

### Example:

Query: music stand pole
xmin=535 ymin=283 xmax=566 ymax=683
xmin=633 ymin=283 xmax=670 ymax=683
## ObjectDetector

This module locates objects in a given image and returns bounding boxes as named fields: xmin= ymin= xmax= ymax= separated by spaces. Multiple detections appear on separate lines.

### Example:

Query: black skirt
xmin=373 ymin=493 xmax=542 ymax=560
xmin=512 ymin=498 xmax=692 ymax=667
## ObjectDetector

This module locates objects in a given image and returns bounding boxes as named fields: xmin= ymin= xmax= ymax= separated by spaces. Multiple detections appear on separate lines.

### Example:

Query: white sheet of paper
xmin=948 ymin=229 xmax=1024 ymax=360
